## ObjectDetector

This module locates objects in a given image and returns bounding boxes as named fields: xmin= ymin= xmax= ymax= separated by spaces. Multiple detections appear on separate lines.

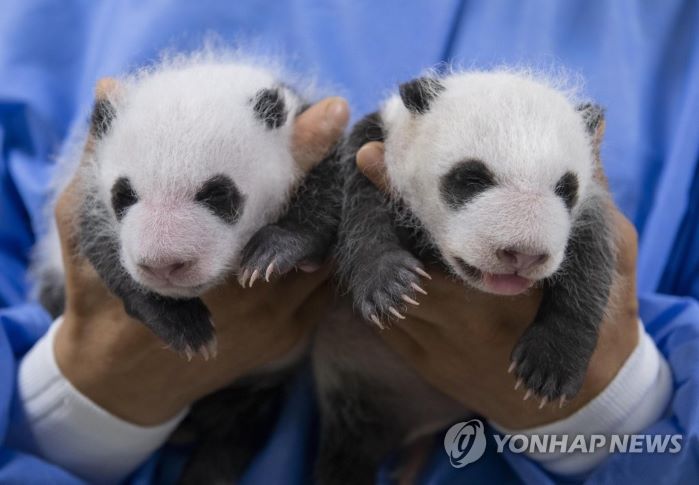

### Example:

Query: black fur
xmin=440 ymin=159 xmax=496 ymax=209
xmin=252 ymin=88 xmax=287 ymax=129
xmin=554 ymin=172 xmax=579 ymax=210
xmin=37 ymin=268 xmax=66 ymax=318
xmin=335 ymin=113 xmax=428 ymax=323
xmin=577 ymin=103 xmax=605 ymax=136
xmin=399 ymin=77 xmax=444 ymax=114
xmin=240 ymin=145 xmax=343 ymax=279
xmin=315 ymin=375 xmax=402 ymax=485
xmin=195 ymin=174 xmax=245 ymax=224
xmin=177 ymin=367 xmax=296 ymax=485
xmin=510 ymin=191 xmax=614 ymax=400
xmin=110 ymin=177 xmax=138 ymax=221
xmin=90 ymin=98 xmax=116 ymax=138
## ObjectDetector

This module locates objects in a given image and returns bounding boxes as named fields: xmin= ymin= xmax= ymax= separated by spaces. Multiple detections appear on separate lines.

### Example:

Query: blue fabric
xmin=0 ymin=0 xmax=697 ymax=483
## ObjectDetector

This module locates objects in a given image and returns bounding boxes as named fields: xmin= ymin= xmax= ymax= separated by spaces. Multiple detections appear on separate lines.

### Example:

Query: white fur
xmin=39 ymin=56 xmax=308 ymax=299
xmin=381 ymin=71 xmax=595 ymax=291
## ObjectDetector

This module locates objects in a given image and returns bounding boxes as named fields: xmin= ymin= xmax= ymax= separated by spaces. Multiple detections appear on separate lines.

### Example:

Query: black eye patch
xmin=554 ymin=172 xmax=579 ymax=210
xmin=195 ymin=174 xmax=245 ymax=224
xmin=440 ymin=159 xmax=496 ymax=210
xmin=111 ymin=177 xmax=138 ymax=221
xmin=252 ymin=88 xmax=287 ymax=129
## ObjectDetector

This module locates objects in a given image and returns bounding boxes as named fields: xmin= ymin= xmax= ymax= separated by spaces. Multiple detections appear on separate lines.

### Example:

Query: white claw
xmin=239 ymin=269 xmax=251 ymax=288
xmin=388 ymin=307 xmax=406 ymax=319
xmin=184 ymin=347 xmax=194 ymax=362
xmin=514 ymin=379 xmax=523 ymax=391
xmin=249 ymin=269 xmax=260 ymax=287
xmin=523 ymin=390 xmax=532 ymax=401
xmin=370 ymin=314 xmax=384 ymax=329
xmin=411 ymin=282 xmax=428 ymax=295
xmin=200 ymin=345 xmax=211 ymax=361
xmin=207 ymin=337 xmax=218 ymax=359
xmin=538 ymin=397 xmax=548 ymax=409
xmin=402 ymin=294 xmax=420 ymax=306
xmin=414 ymin=267 xmax=432 ymax=280
xmin=559 ymin=395 xmax=567 ymax=409
xmin=508 ymin=362 xmax=516 ymax=374
xmin=265 ymin=261 xmax=276 ymax=282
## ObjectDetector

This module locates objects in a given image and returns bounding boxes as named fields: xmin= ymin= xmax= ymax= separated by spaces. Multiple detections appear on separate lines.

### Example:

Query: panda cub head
xmin=86 ymin=60 xmax=304 ymax=298
xmin=380 ymin=71 xmax=603 ymax=295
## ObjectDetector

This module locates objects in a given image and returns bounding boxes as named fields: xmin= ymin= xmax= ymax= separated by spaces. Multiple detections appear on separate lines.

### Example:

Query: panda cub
xmin=316 ymin=70 xmax=615 ymax=483
xmin=340 ymin=70 xmax=614 ymax=402
xmin=32 ymin=57 xmax=340 ymax=357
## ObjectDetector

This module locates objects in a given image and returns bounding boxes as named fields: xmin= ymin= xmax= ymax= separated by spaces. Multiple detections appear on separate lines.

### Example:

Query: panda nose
xmin=496 ymin=248 xmax=549 ymax=271
xmin=139 ymin=260 xmax=194 ymax=281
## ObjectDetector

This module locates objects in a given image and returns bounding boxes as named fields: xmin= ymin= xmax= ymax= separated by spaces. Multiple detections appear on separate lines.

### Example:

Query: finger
xmin=268 ymin=264 xmax=333 ymax=307
xmin=292 ymin=97 xmax=349 ymax=172
xmin=612 ymin=209 xmax=638 ymax=274
xmin=589 ymin=112 xmax=608 ymax=188
xmin=95 ymin=77 xmax=119 ymax=99
xmin=54 ymin=178 xmax=81 ymax=255
xmin=356 ymin=142 xmax=389 ymax=192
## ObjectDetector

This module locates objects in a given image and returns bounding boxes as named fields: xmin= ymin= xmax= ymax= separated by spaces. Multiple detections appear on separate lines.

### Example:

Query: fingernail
xmin=325 ymin=99 xmax=348 ymax=129
xmin=360 ymin=143 xmax=383 ymax=166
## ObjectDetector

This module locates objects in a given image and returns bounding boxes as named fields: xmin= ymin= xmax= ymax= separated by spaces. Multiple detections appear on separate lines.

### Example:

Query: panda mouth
xmin=454 ymin=257 xmax=533 ymax=296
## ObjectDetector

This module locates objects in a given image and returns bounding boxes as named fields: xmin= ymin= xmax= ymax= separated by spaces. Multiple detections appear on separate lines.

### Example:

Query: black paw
xmin=510 ymin=323 xmax=590 ymax=406
xmin=352 ymin=249 xmax=429 ymax=328
xmin=126 ymin=296 xmax=216 ymax=360
xmin=239 ymin=224 xmax=328 ymax=287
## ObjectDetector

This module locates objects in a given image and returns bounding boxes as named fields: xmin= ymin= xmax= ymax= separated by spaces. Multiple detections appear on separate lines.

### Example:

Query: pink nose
xmin=496 ymin=248 xmax=549 ymax=271
xmin=138 ymin=260 xmax=193 ymax=281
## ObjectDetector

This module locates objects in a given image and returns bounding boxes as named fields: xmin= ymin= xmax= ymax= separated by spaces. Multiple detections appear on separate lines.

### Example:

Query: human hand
xmin=355 ymin=141 xmax=639 ymax=429
xmin=54 ymin=82 xmax=349 ymax=426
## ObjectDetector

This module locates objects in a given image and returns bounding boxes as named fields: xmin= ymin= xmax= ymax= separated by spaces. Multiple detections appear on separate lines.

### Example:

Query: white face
xmin=382 ymin=72 xmax=595 ymax=295
xmin=91 ymin=62 xmax=302 ymax=298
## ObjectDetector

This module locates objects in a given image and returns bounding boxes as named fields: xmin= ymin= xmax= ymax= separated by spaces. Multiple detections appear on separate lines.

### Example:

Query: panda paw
xmin=353 ymin=249 xmax=429 ymax=329
xmin=239 ymin=224 xmax=328 ymax=287
xmin=509 ymin=323 xmax=589 ymax=408
xmin=131 ymin=296 xmax=217 ymax=361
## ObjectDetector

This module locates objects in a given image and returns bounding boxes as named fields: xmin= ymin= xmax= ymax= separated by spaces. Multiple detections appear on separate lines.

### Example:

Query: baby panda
xmin=314 ymin=70 xmax=615 ymax=484
xmin=31 ymin=56 xmax=343 ymax=483
xmin=33 ymin=57 xmax=340 ymax=357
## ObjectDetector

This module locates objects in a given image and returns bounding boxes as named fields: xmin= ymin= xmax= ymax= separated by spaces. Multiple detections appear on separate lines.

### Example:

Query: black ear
xmin=90 ymin=98 xmax=116 ymax=139
xmin=399 ymin=77 xmax=444 ymax=114
xmin=252 ymin=88 xmax=287 ymax=129
xmin=577 ymin=103 xmax=605 ymax=137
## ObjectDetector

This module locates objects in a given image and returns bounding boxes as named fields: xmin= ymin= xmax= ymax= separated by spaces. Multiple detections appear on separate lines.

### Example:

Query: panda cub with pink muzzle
xmin=338 ymin=70 xmax=615 ymax=404
xmin=36 ymin=58 xmax=340 ymax=357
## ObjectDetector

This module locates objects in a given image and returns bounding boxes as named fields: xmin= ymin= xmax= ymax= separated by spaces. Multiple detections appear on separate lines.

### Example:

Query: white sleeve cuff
xmin=490 ymin=320 xmax=673 ymax=477
xmin=14 ymin=318 xmax=188 ymax=484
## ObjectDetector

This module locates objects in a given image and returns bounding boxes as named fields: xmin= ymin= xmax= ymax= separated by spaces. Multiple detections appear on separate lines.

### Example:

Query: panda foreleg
xmin=240 ymin=147 xmax=343 ymax=284
xmin=510 ymin=190 xmax=615 ymax=403
xmin=336 ymin=113 xmax=428 ymax=327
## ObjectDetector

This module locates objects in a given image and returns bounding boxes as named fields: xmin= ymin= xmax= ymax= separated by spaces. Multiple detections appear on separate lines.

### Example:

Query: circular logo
xmin=443 ymin=419 xmax=487 ymax=468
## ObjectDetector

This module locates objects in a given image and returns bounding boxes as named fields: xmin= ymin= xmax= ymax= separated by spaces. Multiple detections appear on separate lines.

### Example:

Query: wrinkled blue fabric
xmin=0 ymin=1 xmax=697 ymax=483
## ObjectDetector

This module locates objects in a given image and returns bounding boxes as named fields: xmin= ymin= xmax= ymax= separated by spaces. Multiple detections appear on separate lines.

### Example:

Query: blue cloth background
xmin=1 ymin=1 xmax=698 ymax=483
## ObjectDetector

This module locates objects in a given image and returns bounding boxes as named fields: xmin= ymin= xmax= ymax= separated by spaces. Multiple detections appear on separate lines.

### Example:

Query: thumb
xmin=292 ymin=97 xmax=349 ymax=172
xmin=356 ymin=141 xmax=389 ymax=192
